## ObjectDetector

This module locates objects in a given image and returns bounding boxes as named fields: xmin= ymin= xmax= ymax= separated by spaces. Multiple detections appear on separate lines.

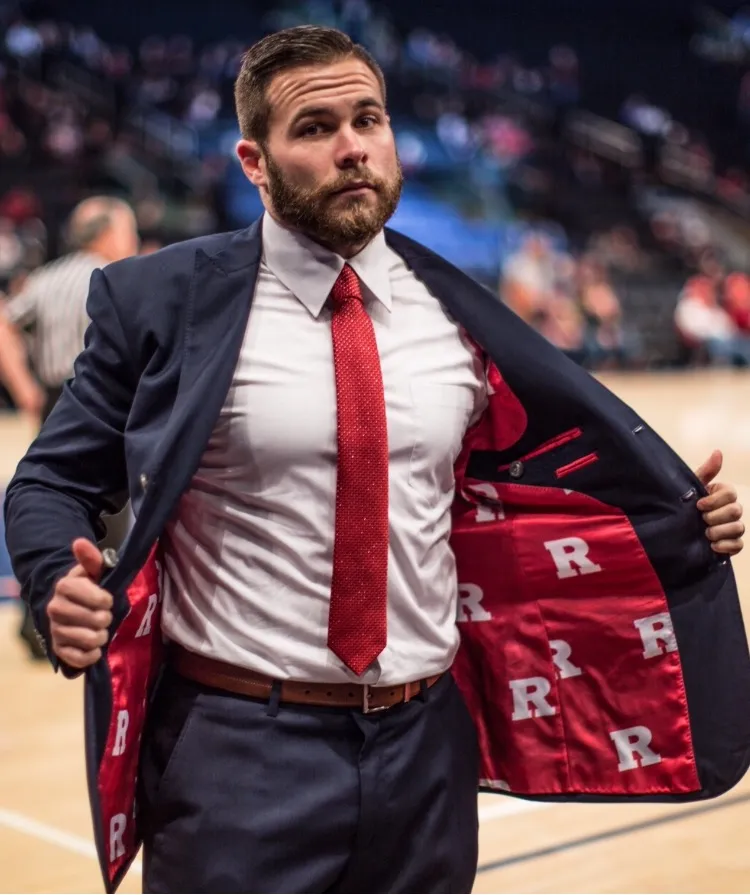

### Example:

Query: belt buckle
xmin=362 ymin=684 xmax=388 ymax=714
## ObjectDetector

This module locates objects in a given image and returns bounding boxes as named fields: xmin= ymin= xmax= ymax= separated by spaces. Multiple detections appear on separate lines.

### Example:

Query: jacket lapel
xmin=101 ymin=222 xmax=263 ymax=595
xmin=384 ymin=229 xmax=502 ymax=348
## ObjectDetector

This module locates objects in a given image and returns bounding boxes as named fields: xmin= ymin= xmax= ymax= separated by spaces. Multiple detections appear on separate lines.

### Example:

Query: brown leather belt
xmin=170 ymin=644 xmax=444 ymax=714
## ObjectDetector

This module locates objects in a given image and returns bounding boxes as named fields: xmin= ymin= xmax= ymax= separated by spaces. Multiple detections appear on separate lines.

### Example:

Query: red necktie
xmin=328 ymin=264 xmax=389 ymax=676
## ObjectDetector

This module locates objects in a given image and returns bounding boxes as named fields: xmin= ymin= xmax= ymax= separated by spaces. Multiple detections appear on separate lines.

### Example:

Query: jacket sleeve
xmin=3 ymin=266 xmax=137 ymax=668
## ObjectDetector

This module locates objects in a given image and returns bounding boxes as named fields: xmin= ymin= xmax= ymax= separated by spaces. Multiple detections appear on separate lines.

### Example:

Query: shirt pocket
xmin=408 ymin=382 xmax=476 ymax=504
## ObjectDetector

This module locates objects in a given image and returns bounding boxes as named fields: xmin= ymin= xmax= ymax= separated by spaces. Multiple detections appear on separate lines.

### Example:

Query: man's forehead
xmin=267 ymin=59 xmax=383 ymax=116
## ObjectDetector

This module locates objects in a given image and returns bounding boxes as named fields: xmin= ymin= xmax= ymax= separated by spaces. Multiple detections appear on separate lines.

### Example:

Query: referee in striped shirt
xmin=1 ymin=196 xmax=139 ymax=418
xmin=0 ymin=195 xmax=139 ymax=657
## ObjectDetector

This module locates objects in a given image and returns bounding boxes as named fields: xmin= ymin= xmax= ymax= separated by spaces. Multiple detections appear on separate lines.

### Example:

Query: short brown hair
xmin=234 ymin=25 xmax=387 ymax=143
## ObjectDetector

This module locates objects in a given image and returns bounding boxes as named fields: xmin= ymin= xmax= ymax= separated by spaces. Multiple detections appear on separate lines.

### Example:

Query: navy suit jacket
xmin=5 ymin=219 xmax=750 ymax=892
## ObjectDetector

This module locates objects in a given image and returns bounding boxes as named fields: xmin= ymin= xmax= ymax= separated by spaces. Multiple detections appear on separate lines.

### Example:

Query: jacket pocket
xmin=467 ymin=426 xmax=601 ymax=489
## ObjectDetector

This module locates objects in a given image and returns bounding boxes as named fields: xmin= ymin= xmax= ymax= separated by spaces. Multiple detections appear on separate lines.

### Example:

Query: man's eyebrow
xmin=290 ymin=97 xmax=384 ymax=128
xmin=354 ymin=97 xmax=385 ymax=111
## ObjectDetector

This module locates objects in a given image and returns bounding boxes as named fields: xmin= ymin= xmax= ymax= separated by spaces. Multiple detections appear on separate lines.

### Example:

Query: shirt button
xmin=509 ymin=460 xmax=524 ymax=479
xmin=139 ymin=473 xmax=149 ymax=492
xmin=102 ymin=548 xmax=119 ymax=569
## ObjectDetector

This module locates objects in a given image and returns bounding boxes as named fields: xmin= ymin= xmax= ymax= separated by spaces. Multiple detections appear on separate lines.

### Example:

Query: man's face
xmin=238 ymin=57 xmax=403 ymax=252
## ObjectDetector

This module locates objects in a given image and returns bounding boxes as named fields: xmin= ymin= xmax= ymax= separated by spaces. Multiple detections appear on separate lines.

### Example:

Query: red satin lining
xmin=96 ymin=547 xmax=163 ymax=887
xmin=451 ymin=475 xmax=699 ymax=796
xmin=451 ymin=343 xmax=697 ymax=796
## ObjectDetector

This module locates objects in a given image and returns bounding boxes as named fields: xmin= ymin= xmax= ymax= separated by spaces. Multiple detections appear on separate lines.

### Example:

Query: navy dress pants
xmin=138 ymin=667 xmax=480 ymax=893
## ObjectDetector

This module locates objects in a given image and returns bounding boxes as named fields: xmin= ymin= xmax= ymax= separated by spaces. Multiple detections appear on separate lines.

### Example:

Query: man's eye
xmin=301 ymin=123 xmax=324 ymax=137
xmin=358 ymin=115 xmax=379 ymax=127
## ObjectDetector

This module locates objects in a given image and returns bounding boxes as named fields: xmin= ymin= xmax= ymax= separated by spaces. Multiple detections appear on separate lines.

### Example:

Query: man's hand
xmin=47 ymin=538 xmax=113 ymax=669
xmin=695 ymin=450 xmax=745 ymax=556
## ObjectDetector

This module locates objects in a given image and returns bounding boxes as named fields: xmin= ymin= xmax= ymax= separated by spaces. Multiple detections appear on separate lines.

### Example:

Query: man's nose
xmin=335 ymin=127 xmax=367 ymax=167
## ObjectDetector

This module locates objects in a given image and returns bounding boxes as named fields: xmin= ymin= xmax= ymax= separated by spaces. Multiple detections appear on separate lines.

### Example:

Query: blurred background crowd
xmin=2 ymin=0 xmax=750 ymax=381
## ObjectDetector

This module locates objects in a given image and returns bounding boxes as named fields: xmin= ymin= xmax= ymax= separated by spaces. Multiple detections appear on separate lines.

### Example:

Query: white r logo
xmin=549 ymin=640 xmax=583 ymax=679
xmin=509 ymin=677 xmax=557 ymax=721
xmin=109 ymin=814 xmax=126 ymax=862
xmin=136 ymin=593 xmax=158 ymax=638
xmin=544 ymin=537 xmax=602 ymax=580
xmin=634 ymin=613 xmax=677 ymax=660
xmin=609 ymin=726 xmax=662 ymax=772
xmin=457 ymin=584 xmax=492 ymax=622
xmin=112 ymin=709 xmax=129 ymax=757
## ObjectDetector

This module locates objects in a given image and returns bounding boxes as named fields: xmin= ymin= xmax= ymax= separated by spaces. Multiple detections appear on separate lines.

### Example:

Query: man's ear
xmin=236 ymin=139 xmax=266 ymax=188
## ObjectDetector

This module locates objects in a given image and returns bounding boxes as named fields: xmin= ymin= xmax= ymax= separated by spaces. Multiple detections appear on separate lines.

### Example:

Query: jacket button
xmin=509 ymin=460 xmax=524 ymax=479
xmin=139 ymin=473 xmax=149 ymax=492
xmin=102 ymin=548 xmax=119 ymax=569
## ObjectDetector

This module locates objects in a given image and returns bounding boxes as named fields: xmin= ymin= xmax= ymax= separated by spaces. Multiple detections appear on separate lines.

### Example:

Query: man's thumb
xmin=695 ymin=448 xmax=723 ymax=488
xmin=72 ymin=538 xmax=104 ymax=582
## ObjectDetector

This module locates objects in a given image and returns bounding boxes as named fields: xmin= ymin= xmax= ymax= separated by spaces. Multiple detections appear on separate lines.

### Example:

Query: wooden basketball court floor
xmin=1 ymin=369 xmax=750 ymax=894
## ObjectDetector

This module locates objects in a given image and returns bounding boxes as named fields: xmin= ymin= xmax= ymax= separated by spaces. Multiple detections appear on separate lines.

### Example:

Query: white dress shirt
xmin=161 ymin=213 xmax=487 ymax=685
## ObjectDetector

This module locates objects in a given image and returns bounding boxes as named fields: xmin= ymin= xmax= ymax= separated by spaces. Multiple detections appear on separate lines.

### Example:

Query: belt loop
xmin=419 ymin=679 xmax=429 ymax=702
xmin=266 ymin=680 xmax=282 ymax=718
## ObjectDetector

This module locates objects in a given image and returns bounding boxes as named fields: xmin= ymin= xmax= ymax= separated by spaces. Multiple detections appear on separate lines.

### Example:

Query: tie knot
xmin=331 ymin=264 xmax=363 ymax=307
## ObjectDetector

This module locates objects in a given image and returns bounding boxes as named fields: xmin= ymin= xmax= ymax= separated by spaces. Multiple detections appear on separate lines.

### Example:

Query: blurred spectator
xmin=502 ymin=232 xmax=574 ymax=324
xmin=44 ymin=108 xmax=84 ymax=162
xmin=588 ymin=226 xmax=647 ymax=273
xmin=674 ymin=275 xmax=750 ymax=366
xmin=535 ymin=290 xmax=588 ymax=366
xmin=577 ymin=256 xmax=641 ymax=368
xmin=0 ymin=189 xmax=42 ymax=224
xmin=481 ymin=114 xmax=533 ymax=168
xmin=724 ymin=271 xmax=750 ymax=334
xmin=186 ymin=82 xmax=222 ymax=126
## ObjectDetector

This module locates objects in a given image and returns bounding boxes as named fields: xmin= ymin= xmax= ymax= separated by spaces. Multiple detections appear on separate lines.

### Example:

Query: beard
xmin=264 ymin=150 xmax=403 ymax=250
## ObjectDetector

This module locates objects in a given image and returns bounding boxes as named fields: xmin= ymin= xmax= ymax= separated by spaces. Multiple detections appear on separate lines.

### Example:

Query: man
xmin=1 ymin=196 xmax=139 ymax=659
xmin=4 ymin=26 xmax=749 ymax=895
xmin=0 ymin=196 xmax=140 ymax=420
xmin=674 ymin=274 xmax=750 ymax=366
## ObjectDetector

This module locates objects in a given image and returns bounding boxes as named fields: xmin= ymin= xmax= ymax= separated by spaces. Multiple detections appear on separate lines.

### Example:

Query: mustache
xmin=326 ymin=171 xmax=383 ymax=196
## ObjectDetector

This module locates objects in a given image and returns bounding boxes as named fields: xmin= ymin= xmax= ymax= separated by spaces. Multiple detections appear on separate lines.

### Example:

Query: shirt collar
xmin=261 ymin=212 xmax=392 ymax=318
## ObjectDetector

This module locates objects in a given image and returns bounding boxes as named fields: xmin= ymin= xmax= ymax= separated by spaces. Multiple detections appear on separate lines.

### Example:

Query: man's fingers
xmin=706 ymin=521 xmax=746 ymax=543
xmin=701 ymin=502 xmax=743 ymax=527
xmin=52 ymin=625 xmax=109 ymax=651
xmin=47 ymin=599 xmax=112 ymax=630
xmin=711 ymin=538 xmax=744 ymax=556
xmin=55 ymin=576 xmax=113 ymax=611
xmin=697 ymin=484 xmax=739 ymax=511
xmin=54 ymin=645 xmax=103 ymax=670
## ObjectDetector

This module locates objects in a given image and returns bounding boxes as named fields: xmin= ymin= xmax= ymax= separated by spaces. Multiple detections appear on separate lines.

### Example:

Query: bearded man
xmin=4 ymin=25 xmax=748 ymax=895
